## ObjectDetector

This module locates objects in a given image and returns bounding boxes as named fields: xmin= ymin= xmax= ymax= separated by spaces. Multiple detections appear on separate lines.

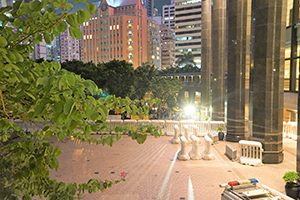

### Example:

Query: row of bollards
xmin=173 ymin=124 xmax=215 ymax=161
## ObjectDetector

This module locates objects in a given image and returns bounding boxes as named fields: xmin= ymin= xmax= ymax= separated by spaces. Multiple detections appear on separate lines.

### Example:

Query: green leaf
xmin=57 ymin=132 xmax=64 ymax=140
xmin=64 ymin=99 xmax=75 ymax=115
xmin=83 ymin=9 xmax=90 ymax=22
xmin=69 ymin=27 xmax=82 ymax=40
xmin=53 ymin=146 xmax=62 ymax=157
xmin=77 ymin=10 xmax=85 ymax=24
xmin=66 ymin=13 xmax=77 ymax=27
xmin=87 ymin=3 xmax=96 ymax=15
xmin=33 ymin=101 xmax=46 ymax=117
xmin=43 ymin=33 xmax=51 ymax=44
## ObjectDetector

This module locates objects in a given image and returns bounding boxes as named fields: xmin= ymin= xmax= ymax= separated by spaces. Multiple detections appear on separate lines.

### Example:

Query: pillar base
xmin=263 ymin=151 xmax=284 ymax=164
xmin=226 ymin=134 xmax=245 ymax=142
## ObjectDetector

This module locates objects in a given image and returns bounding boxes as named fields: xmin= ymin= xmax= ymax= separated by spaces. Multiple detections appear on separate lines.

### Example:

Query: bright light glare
xmin=185 ymin=105 xmax=195 ymax=115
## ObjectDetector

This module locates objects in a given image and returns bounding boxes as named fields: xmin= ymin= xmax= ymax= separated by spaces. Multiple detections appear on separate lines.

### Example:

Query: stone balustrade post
xmin=189 ymin=135 xmax=201 ymax=160
xmin=178 ymin=136 xmax=190 ymax=161
xmin=171 ymin=125 xmax=180 ymax=144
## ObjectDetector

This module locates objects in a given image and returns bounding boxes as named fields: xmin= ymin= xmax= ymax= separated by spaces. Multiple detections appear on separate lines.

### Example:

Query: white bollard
xmin=239 ymin=140 xmax=263 ymax=167
xmin=183 ymin=125 xmax=191 ymax=143
xmin=202 ymin=136 xmax=215 ymax=160
xmin=178 ymin=136 xmax=190 ymax=161
xmin=171 ymin=125 xmax=180 ymax=144
xmin=189 ymin=135 xmax=201 ymax=160
xmin=192 ymin=125 xmax=199 ymax=137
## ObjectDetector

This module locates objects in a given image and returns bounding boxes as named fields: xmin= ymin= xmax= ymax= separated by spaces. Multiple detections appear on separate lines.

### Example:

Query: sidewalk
xmin=49 ymin=135 xmax=297 ymax=200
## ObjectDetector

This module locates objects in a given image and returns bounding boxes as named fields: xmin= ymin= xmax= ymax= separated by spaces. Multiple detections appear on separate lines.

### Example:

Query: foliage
xmin=283 ymin=171 xmax=299 ymax=184
xmin=131 ymin=62 xmax=158 ymax=100
xmin=175 ymin=52 xmax=196 ymax=67
xmin=0 ymin=1 xmax=161 ymax=200
xmin=160 ymin=64 xmax=201 ymax=74
xmin=216 ymin=127 xmax=223 ymax=131
xmin=61 ymin=60 xmax=99 ymax=83
xmin=97 ymin=60 xmax=135 ymax=98
xmin=150 ymin=77 xmax=182 ymax=118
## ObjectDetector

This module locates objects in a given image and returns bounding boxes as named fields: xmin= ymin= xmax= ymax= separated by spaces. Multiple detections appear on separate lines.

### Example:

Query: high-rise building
xmin=160 ymin=25 xmax=175 ymax=69
xmin=147 ymin=18 xmax=161 ymax=70
xmin=141 ymin=0 xmax=154 ymax=17
xmin=162 ymin=0 xmax=175 ymax=29
xmin=82 ymin=0 xmax=148 ymax=69
xmin=174 ymin=0 xmax=201 ymax=67
xmin=0 ymin=0 xmax=13 ymax=7
xmin=60 ymin=25 xmax=80 ymax=62
xmin=31 ymin=41 xmax=47 ymax=61
xmin=51 ymin=36 xmax=61 ymax=63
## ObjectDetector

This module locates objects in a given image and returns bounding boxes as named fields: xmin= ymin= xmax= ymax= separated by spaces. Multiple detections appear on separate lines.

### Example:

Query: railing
xmin=12 ymin=119 xmax=226 ymax=136
xmin=283 ymin=122 xmax=297 ymax=140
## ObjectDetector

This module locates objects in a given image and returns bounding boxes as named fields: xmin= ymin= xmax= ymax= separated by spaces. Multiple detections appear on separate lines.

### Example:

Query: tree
xmin=175 ymin=52 xmax=196 ymax=67
xmin=0 ymin=1 xmax=161 ymax=200
xmin=131 ymin=62 xmax=158 ymax=100
xmin=97 ymin=60 xmax=135 ymax=98
xmin=160 ymin=64 xmax=201 ymax=74
xmin=61 ymin=60 xmax=99 ymax=83
xmin=150 ymin=77 xmax=182 ymax=119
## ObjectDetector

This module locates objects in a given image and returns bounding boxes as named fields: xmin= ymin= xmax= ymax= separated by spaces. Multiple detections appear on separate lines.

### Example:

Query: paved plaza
xmin=49 ymin=135 xmax=297 ymax=199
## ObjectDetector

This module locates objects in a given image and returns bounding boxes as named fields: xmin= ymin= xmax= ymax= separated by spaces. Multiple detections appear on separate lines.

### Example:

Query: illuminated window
xmin=113 ymin=25 xmax=116 ymax=30
xmin=83 ymin=22 xmax=85 ymax=26
xmin=90 ymin=35 xmax=92 ymax=39
xmin=117 ymin=25 xmax=119 ymax=29
xmin=185 ymin=91 xmax=189 ymax=100
xmin=110 ymin=26 xmax=112 ymax=30
xmin=87 ymin=35 xmax=89 ymax=39
xmin=83 ymin=35 xmax=86 ymax=40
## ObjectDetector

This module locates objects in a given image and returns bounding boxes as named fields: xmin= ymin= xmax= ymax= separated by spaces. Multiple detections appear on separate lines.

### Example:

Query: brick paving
xmin=49 ymin=135 xmax=297 ymax=200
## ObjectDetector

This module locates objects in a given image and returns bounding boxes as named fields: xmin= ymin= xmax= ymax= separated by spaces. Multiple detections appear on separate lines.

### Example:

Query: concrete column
xmin=252 ymin=0 xmax=286 ymax=164
xmin=211 ymin=0 xmax=226 ymax=121
xmin=201 ymin=0 xmax=212 ymax=120
xmin=226 ymin=0 xmax=251 ymax=142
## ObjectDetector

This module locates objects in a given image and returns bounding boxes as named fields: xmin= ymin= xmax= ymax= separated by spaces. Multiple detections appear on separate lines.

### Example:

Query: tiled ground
xmin=49 ymin=135 xmax=296 ymax=200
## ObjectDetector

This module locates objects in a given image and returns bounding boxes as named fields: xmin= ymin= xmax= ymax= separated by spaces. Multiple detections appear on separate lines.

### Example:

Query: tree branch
xmin=9 ymin=13 xmax=68 ymax=51
xmin=0 ymin=90 xmax=10 ymax=118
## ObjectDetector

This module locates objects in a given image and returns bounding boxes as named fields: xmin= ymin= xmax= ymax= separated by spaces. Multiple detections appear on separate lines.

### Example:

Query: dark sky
xmin=154 ymin=0 xmax=170 ymax=15
xmin=70 ymin=0 xmax=171 ymax=15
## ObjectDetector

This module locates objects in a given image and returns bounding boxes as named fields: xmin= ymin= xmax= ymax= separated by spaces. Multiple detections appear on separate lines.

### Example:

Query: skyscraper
xmin=162 ymin=0 xmax=175 ymax=29
xmin=60 ymin=25 xmax=80 ymax=62
xmin=147 ymin=18 xmax=161 ymax=69
xmin=174 ymin=0 xmax=201 ymax=67
xmin=160 ymin=24 xmax=175 ymax=69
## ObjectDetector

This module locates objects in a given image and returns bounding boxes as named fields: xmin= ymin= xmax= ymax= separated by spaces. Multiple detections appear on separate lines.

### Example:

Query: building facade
xmin=147 ymin=18 xmax=161 ymax=70
xmin=174 ymin=0 xmax=202 ymax=67
xmin=160 ymin=25 xmax=175 ymax=69
xmin=82 ymin=0 xmax=148 ymax=69
xmin=162 ymin=0 xmax=175 ymax=29
xmin=60 ymin=25 xmax=80 ymax=62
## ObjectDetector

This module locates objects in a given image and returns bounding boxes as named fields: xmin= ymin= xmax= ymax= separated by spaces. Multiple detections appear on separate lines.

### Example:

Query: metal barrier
xmin=178 ymin=136 xmax=190 ymax=161
xmin=225 ymin=144 xmax=237 ymax=161
xmin=208 ymin=131 xmax=218 ymax=144
xmin=239 ymin=140 xmax=263 ymax=167
xmin=171 ymin=125 xmax=180 ymax=144
xmin=189 ymin=135 xmax=201 ymax=160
